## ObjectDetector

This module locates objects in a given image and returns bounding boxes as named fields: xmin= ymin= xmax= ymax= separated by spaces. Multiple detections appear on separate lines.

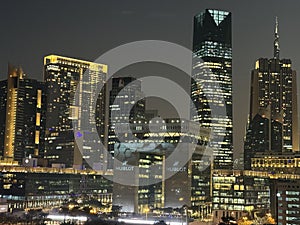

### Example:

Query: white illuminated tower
xmin=192 ymin=9 xmax=233 ymax=170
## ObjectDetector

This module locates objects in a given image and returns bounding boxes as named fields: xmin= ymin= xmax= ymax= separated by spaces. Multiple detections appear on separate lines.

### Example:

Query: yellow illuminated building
xmin=44 ymin=55 xmax=108 ymax=168
xmin=2 ymin=65 xmax=44 ymax=163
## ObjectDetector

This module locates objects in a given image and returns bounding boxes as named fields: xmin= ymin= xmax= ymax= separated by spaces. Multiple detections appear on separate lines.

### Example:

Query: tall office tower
xmin=108 ymin=77 xmax=145 ymax=168
xmin=192 ymin=9 xmax=233 ymax=169
xmin=108 ymin=77 xmax=146 ymax=213
xmin=0 ymin=80 xmax=7 ymax=157
xmin=1 ymin=65 xmax=45 ymax=163
xmin=244 ymin=18 xmax=298 ymax=169
xmin=44 ymin=55 xmax=108 ymax=168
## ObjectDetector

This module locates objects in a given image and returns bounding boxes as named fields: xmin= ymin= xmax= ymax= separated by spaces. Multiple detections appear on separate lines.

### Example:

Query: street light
xmin=145 ymin=207 xmax=150 ymax=220
xmin=182 ymin=205 xmax=189 ymax=225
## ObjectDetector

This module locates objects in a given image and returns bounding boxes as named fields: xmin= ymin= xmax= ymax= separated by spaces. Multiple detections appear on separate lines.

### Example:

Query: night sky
xmin=1 ymin=0 xmax=300 ymax=159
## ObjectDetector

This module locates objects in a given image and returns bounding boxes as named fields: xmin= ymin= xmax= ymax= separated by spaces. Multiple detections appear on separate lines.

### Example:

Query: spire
xmin=274 ymin=16 xmax=280 ymax=59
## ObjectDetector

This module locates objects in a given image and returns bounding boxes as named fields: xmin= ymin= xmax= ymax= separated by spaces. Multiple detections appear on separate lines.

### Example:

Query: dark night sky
xmin=1 ymin=0 xmax=300 ymax=159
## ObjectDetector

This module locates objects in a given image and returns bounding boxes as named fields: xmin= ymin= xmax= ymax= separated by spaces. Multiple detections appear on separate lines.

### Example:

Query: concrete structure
xmin=0 ymin=165 xmax=113 ymax=211
xmin=273 ymin=180 xmax=300 ymax=225
xmin=244 ymin=18 xmax=299 ymax=169
xmin=212 ymin=169 xmax=270 ymax=220
xmin=43 ymin=55 xmax=108 ymax=168
xmin=251 ymin=152 xmax=300 ymax=174
xmin=0 ymin=65 xmax=45 ymax=164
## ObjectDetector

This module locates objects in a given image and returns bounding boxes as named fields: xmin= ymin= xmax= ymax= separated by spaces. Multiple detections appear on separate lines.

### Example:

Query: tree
xmin=238 ymin=217 xmax=253 ymax=225
xmin=266 ymin=215 xmax=276 ymax=224
xmin=252 ymin=213 xmax=276 ymax=225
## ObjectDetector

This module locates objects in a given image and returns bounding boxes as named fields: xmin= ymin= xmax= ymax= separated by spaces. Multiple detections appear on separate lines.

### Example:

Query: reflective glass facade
xmin=192 ymin=9 xmax=233 ymax=170
xmin=108 ymin=77 xmax=145 ymax=169
xmin=111 ymin=118 xmax=210 ymax=213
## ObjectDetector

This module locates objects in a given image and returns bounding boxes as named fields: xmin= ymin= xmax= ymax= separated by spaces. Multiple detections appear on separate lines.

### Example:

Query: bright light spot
xmin=47 ymin=214 xmax=87 ymax=222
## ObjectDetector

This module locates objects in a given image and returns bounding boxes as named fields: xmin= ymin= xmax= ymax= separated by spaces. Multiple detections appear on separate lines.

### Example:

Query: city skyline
xmin=1 ymin=0 xmax=300 ymax=158
xmin=1 ymin=4 xmax=300 ymax=223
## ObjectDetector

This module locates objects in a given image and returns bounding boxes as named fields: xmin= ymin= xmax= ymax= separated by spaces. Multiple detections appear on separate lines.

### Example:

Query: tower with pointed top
xmin=274 ymin=17 xmax=280 ymax=59
xmin=244 ymin=17 xmax=299 ymax=169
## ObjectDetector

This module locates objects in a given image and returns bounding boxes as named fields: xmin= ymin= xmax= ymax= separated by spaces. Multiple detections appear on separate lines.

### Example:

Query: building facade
xmin=0 ymin=166 xmax=112 ymax=211
xmin=0 ymin=65 xmax=45 ymax=164
xmin=0 ymin=80 xmax=7 ymax=158
xmin=244 ymin=113 xmax=282 ymax=170
xmin=244 ymin=18 xmax=299 ymax=169
xmin=212 ymin=170 xmax=270 ymax=222
xmin=44 ymin=55 xmax=108 ymax=168
xmin=108 ymin=77 xmax=145 ymax=169
xmin=251 ymin=152 xmax=300 ymax=174
xmin=112 ymin=118 xmax=211 ymax=213
xmin=273 ymin=180 xmax=300 ymax=225
xmin=192 ymin=9 xmax=233 ymax=170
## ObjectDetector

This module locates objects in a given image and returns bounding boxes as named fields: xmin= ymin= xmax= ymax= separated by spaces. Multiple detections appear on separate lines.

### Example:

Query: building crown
xmin=274 ymin=16 xmax=280 ymax=59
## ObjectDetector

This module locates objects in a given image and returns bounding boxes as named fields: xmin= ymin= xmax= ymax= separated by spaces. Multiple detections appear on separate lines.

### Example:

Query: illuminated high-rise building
xmin=244 ymin=18 xmax=298 ymax=169
xmin=0 ymin=80 xmax=7 ymax=157
xmin=0 ymin=65 xmax=45 ymax=163
xmin=192 ymin=9 xmax=233 ymax=169
xmin=108 ymin=77 xmax=145 ymax=168
xmin=112 ymin=118 xmax=210 ymax=213
xmin=44 ymin=55 xmax=108 ymax=168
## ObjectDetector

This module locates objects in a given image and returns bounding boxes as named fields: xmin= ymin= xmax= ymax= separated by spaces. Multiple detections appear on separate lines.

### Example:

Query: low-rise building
xmin=0 ymin=166 xmax=113 ymax=211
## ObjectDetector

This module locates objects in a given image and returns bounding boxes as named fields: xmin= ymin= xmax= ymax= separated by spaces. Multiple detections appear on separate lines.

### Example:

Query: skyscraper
xmin=108 ymin=77 xmax=145 ymax=213
xmin=108 ymin=77 xmax=145 ymax=168
xmin=192 ymin=9 xmax=233 ymax=169
xmin=1 ymin=65 xmax=45 ymax=163
xmin=111 ymin=117 xmax=210 ymax=213
xmin=244 ymin=18 xmax=298 ymax=169
xmin=0 ymin=80 xmax=7 ymax=158
xmin=44 ymin=55 xmax=108 ymax=168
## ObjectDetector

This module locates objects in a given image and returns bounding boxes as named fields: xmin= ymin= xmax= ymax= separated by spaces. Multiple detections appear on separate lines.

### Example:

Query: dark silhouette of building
xmin=244 ymin=113 xmax=282 ymax=170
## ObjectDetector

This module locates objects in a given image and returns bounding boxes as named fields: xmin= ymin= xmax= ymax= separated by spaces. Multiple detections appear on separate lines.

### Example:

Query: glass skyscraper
xmin=192 ymin=9 xmax=233 ymax=170
xmin=108 ymin=77 xmax=145 ymax=168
